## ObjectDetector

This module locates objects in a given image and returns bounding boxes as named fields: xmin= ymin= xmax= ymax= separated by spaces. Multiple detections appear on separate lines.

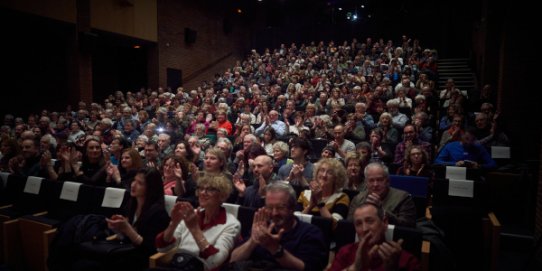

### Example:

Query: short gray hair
xmin=266 ymin=181 xmax=297 ymax=210
xmin=363 ymin=162 xmax=389 ymax=179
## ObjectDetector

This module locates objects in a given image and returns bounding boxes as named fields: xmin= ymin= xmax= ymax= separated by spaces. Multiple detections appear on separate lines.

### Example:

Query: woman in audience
xmin=174 ymin=140 xmax=197 ymax=166
xmin=55 ymin=137 xmax=106 ymax=185
xmin=161 ymin=155 xmax=196 ymax=201
xmin=272 ymin=141 xmax=292 ymax=173
xmin=376 ymin=112 xmax=399 ymax=147
xmin=368 ymin=128 xmax=393 ymax=164
xmin=396 ymin=145 xmax=434 ymax=178
xmin=298 ymin=158 xmax=350 ymax=225
xmin=106 ymin=148 xmax=144 ymax=188
xmin=261 ymin=127 xmax=277 ymax=156
xmin=343 ymin=152 xmax=367 ymax=192
xmin=155 ymin=174 xmax=240 ymax=270
xmin=74 ymin=167 xmax=170 ymax=270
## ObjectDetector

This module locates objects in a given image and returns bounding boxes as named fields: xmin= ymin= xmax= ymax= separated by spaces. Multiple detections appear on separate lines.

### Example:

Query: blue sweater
xmin=435 ymin=141 xmax=496 ymax=169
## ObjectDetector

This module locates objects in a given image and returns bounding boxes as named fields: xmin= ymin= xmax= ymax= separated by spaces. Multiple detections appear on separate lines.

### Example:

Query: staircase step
xmin=438 ymin=58 xmax=469 ymax=62
xmin=438 ymin=72 xmax=475 ymax=76
xmin=438 ymin=76 xmax=475 ymax=80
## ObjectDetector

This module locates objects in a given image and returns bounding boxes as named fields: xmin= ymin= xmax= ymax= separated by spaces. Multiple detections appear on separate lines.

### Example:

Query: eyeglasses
xmin=196 ymin=186 xmax=220 ymax=194
xmin=265 ymin=205 xmax=289 ymax=212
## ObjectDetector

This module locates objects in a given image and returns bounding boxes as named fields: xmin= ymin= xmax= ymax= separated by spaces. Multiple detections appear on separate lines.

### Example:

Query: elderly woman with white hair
xmin=272 ymin=141 xmax=292 ymax=174
xmin=385 ymin=99 xmax=409 ymax=130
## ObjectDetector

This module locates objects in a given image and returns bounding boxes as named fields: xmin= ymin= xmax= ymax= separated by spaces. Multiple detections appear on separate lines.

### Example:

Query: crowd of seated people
xmin=0 ymin=35 xmax=509 ymax=270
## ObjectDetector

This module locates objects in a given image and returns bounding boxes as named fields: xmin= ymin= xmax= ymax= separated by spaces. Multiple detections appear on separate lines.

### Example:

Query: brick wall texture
xmin=153 ymin=0 xmax=249 ymax=90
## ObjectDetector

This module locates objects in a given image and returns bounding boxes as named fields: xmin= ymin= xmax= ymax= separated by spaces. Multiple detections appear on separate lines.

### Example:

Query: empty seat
xmin=389 ymin=175 xmax=429 ymax=219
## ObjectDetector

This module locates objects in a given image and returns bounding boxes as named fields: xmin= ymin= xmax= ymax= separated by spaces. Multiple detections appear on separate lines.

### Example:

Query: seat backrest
xmin=389 ymin=175 xmax=429 ymax=198
xmin=92 ymin=186 xmax=129 ymax=217
xmin=164 ymin=195 xmax=177 ymax=216
xmin=432 ymin=165 xmax=484 ymax=181
xmin=389 ymin=175 xmax=429 ymax=219
xmin=11 ymin=176 xmax=52 ymax=214
xmin=222 ymin=203 xmax=256 ymax=239
xmin=3 ymin=173 xmax=26 ymax=205
xmin=333 ymin=219 xmax=356 ymax=252
xmin=290 ymin=184 xmax=307 ymax=199
xmin=432 ymin=178 xmax=486 ymax=210
xmin=294 ymin=212 xmax=333 ymax=250
xmin=390 ymin=225 xmax=423 ymax=258
xmin=309 ymin=138 xmax=329 ymax=160
xmin=48 ymin=182 xmax=98 ymax=220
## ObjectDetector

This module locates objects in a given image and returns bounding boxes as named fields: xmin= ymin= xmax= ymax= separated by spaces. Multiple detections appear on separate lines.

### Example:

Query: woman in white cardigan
xmin=155 ymin=174 xmax=240 ymax=270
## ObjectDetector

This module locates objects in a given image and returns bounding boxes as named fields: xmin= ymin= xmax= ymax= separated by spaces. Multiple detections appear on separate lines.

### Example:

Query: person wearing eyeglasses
xmin=155 ymin=174 xmax=241 ymax=271
xmin=348 ymin=162 xmax=416 ymax=227
xmin=229 ymin=182 xmax=328 ymax=271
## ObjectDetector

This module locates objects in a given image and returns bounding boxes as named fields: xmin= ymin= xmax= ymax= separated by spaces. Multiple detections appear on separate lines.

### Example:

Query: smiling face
xmin=174 ymin=143 xmax=187 ymax=158
xmin=120 ymin=151 xmax=133 ymax=169
xmin=265 ymin=190 xmax=293 ymax=228
xmin=353 ymin=204 xmax=387 ymax=247
xmin=316 ymin=163 xmax=335 ymax=192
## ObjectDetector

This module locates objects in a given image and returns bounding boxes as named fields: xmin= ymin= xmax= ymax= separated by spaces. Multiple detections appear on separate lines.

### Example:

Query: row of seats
xmin=150 ymin=203 xmax=431 ymax=271
xmin=0 ymin=170 xmax=500 ymax=271
xmin=0 ymin=174 xmax=132 ymax=271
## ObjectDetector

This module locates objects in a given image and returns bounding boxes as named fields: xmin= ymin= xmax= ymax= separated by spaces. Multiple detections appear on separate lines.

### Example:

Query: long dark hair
xmin=128 ymin=167 xmax=165 ymax=227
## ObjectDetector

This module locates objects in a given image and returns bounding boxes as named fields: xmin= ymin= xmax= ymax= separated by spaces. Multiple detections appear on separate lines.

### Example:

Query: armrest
xmin=149 ymin=249 xmax=176 ymax=268
xmin=487 ymin=212 xmax=500 ymax=228
xmin=421 ymin=240 xmax=431 ymax=271
xmin=425 ymin=206 xmax=432 ymax=220
xmin=487 ymin=212 xmax=500 ymax=271
xmin=0 ymin=204 xmax=13 ymax=210
xmin=32 ymin=211 xmax=48 ymax=216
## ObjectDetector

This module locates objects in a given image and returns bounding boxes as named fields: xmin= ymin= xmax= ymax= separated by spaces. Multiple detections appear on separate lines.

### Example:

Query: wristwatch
xmin=317 ymin=201 xmax=326 ymax=208
xmin=272 ymin=245 xmax=284 ymax=258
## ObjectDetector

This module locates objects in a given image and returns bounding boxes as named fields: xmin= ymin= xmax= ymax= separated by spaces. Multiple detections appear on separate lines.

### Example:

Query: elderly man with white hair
xmin=254 ymin=110 xmax=287 ymax=137
xmin=386 ymin=100 xmax=409 ymax=130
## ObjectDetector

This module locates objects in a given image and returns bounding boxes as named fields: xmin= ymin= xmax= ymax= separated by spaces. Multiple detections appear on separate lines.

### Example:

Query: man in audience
xmin=230 ymin=181 xmax=328 ymax=271
xmin=435 ymin=128 xmax=496 ymax=169
xmin=331 ymin=124 xmax=356 ymax=159
xmin=329 ymin=203 xmax=421 ymax=271
xmin=9 ymin=138 xmax=42 ymax=178
xmin=393 ymin=124 xmax=432 ymax=166
xmin=278 ymin=137 xmax=314 ymax=186
xmin=348 ymin=162 xmax=417 ymax=227
xmin=143 ymin=141 xmax=161 ymax=169
xmin=157 ymin=132 xmax=173 ymax=159
xmin=234 ymin=154 xmax=280 ymax=208
xmin=255 ymin=110 xmax=287 ymax=137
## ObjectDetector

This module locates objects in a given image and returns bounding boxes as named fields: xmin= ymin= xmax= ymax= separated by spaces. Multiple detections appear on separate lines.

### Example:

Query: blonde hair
xmin=314 ymin=158 xmax=347 ymax=192
xmin=197 ymin=174 xmax=232 ymax=201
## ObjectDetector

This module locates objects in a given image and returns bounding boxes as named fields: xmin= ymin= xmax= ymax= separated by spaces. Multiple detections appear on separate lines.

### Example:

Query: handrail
xmin=183 ymin=52 xmax=234 ymax=85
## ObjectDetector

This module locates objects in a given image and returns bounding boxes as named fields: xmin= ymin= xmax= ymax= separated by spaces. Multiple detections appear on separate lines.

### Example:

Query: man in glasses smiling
xmin=230 ymin=182 xmax=327 ymax=270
